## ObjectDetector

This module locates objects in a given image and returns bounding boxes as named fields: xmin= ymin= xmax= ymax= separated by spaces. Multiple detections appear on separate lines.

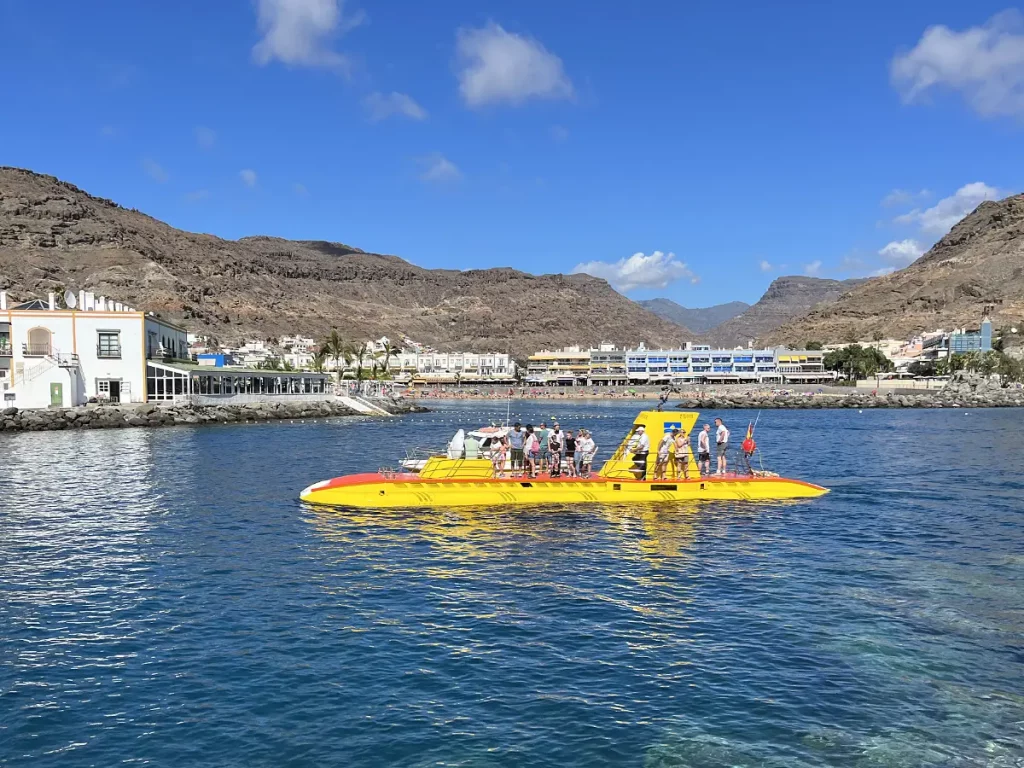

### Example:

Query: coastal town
xmin=1 ymin=287 xmax=1018 ymax=417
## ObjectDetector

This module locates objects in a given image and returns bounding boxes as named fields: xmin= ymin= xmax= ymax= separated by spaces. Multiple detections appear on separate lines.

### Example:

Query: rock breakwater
xmin=0 ymin=399 xmax=426 ymax=433
xmin=677 ymin=388 xmax=1024 ymax=410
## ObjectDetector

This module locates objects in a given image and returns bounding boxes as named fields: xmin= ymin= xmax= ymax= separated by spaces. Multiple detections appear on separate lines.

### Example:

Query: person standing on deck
xmin=715 ymin=417 xmax=730 ymax=475
xmin=628 ymin=425 xmax=650 ymax=481
xmin=577 ymin=430 xmax=597 ymax=478
xmin=492 ymin=435 xmax=508 ymax=478
xmin=563 ymin=430 xmax=578 ymax=477
xmin=507 ymin=422 xmax=525 ymax=478
xmin=654 ymin=430 xmax=673 ymax=480
xmin=673 ymin=428 xmax=690 ymax=480
xmin=523 ymin=425 xmax=539 ymax=478
xmin=547 ymin=423 xmax=564 ymax=477
xmin=536 ymin=422 xmax=550 ymax=472
xmin=697 ymin=424 xmax=712 ymax=476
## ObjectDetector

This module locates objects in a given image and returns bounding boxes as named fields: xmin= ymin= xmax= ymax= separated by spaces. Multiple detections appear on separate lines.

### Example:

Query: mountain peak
xmin=764 ymin=191 xmax=1024 ymax=343
xmin=640 ymin=298 xmax=750 ymax=333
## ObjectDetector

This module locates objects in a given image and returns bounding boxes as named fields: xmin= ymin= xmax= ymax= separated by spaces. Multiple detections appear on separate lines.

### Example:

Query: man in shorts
xmin=577 ymin=429 xmax=597 ymax=478
xmin=507 ymin=422 xmax=525 ymax=478
xmin=697 ymin=423 xmax=712 ymax=476
xmin=715 ymin=417 xmax=730 ymax=475
xmin=673 ymin=427 xmax=690 ymax=480
xmin=628 ymin=425 xmax=650 ymax=481
xmin=536 ymin=422 xmax=550 ymax=472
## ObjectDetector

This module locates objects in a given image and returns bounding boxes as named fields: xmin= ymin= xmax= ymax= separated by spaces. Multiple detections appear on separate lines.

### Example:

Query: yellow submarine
xmin=300 ymin=410 xmax=829 ymax=508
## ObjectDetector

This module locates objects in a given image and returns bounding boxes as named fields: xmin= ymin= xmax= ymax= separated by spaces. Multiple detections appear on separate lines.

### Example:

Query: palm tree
xmin=323 ymin=330 xmax=346 ymax=383
xmin=380 ymin=340 xmax=397 ymax=378
xmin=355 ymin=342 xmax=368 ymax=381
xmin=312 ymin=347 xmax=328 ymax=373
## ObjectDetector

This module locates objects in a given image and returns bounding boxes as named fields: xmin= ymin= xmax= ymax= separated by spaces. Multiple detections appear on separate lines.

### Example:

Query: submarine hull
xmin=300 ymin=473 xmax=829 ymax=509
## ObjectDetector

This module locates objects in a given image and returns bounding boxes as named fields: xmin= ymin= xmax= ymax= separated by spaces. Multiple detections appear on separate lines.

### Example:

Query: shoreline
xmin=0 ymin=398 xmax=427 ymax=433
xmin=412 ymin=388 xmax=1024 ymax=410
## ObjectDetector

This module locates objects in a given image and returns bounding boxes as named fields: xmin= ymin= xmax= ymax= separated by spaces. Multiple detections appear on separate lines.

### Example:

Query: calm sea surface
xmin=1 ymin=400 xmax=1022 ymax=767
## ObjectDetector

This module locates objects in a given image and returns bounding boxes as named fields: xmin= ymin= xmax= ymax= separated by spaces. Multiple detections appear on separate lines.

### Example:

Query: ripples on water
xmin=1 ymin=402 xmax=1022 ymax=767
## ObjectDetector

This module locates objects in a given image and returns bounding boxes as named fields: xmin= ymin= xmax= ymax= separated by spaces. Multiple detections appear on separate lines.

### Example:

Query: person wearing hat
xmin=627 ymin=425 xmax=650 ymax=481
xmin=577 ymin=429 xmax=596 ymax=478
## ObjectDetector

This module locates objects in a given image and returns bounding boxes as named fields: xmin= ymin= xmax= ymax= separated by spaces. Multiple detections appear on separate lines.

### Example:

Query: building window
xmin=25 ymin=327 xmax=52 ymax=356
xmin=97 ymin=331 xmax=121 ymax=359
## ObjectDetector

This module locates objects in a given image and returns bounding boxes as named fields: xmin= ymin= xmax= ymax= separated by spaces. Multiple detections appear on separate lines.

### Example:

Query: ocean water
xmin=1 ymin=400 xmax=1022 ymax=767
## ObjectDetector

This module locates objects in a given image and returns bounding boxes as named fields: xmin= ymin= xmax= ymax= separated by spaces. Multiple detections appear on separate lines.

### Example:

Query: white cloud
xmin=878 ymin=239 xmax=926 ymax=265
xmin=881 ymin=188 xmax=930 ymax=207
xmin=252 ymin=0 xmax=365 ymax=74
xmin=185 ymin=189 xmax=210 ymax=203
xmin=759 ymin=259 xmax=773 ymax=272
xmin=870 ymin=267 xmax=896 ymax=277
xmin=240 ymin=169 xmax=258 ymax=187
xmin=418 ymin=153 xmax=461 ymax=183
xmin=142 ymin=158 xmax=168 ymax=183
xmin=195 ymin=126 xmax=216 ymax=150
xmin=572 ymin=251 xmax=698 ymax=293
xmin=293 ymin=182 xmax=309 ymax=197
xmin=364 ymin=91 xmax=427 ymax=122
xmin=839 ymin=254 xmax=866 ymax=272
xmin=456 ymin=22 xmax=573 ymax=107
xmin=803 ymin=260 xmax=823 ymax=277
xmin=891 ymin=10 xmax=1024 ymax=117
xmin=894 ymin=182 xmax=999 ymax=235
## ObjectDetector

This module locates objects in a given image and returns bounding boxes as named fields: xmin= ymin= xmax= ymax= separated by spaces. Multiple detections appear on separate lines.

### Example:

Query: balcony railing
xmin=97 ymin=345 xmax=122 ymax=359
xmin=23 ymin=343 xmax=51 ymax=357
xmin=0 ymin=342 xmax=11 ymax=357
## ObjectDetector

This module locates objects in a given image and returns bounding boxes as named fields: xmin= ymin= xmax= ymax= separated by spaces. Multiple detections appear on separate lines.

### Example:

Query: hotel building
xmin=525 ymin=343 xmax=832 ymax=385
xmin=390 ymin=350 xmax=515 ymax=384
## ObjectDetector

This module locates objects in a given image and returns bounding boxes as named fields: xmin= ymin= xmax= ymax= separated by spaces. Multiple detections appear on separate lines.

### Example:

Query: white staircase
xmin=14 ymin=358 xmax=57 ymax=386
xmin=338 ymin=395 xmax=392 ymax=416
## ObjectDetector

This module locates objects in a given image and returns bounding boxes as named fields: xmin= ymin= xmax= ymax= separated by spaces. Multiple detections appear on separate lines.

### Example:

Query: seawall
xmin=676 ymin=390 xmax=1024 ymax=410
xmin=0 ymin=399 xmax=427 ymax=433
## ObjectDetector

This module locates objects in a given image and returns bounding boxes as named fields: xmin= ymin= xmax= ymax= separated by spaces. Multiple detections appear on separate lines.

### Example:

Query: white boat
xmin=401 ymin=425 xmax=511 ymax=473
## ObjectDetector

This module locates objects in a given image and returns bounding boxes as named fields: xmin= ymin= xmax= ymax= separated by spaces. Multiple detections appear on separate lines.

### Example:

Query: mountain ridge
xmin=639 ymin=298 xmax=750 ymax=333
xmin=764 ymin=193 xmax=1024 ymax=344
xmin=705 ymin=276 xmax=868 ymax=347
xmin=0 ymin=167 xmax=697 ymax=358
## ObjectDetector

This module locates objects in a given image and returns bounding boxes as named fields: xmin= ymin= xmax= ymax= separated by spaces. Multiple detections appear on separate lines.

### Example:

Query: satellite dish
xmin=64 ymin=290 xmax=77 ymax=309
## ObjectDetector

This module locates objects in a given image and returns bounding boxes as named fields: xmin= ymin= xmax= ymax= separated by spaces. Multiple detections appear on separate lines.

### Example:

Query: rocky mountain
xmin=639 ymin=298 xmax=750 ymax=333
xmin=0 ymin=167 xmax=696 ymax=358
xmin=765 ymin=193 xmax=1024 ymax=345
xmin=705 ymin=276 xmax=867 ymax=347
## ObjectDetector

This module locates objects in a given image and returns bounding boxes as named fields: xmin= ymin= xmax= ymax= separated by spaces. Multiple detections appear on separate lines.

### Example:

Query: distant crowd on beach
xmin=408 ymin=384 xmax=826 ymax=401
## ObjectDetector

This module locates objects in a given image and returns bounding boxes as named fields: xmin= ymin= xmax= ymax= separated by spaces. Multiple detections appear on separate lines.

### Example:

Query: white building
xmin=225 ymin=339 xmax=278 ymax=368
xmin=391 ymin=350 xmax=515 ymax=383
xmin=1 ymin=290 xmax=188 ymax=408
xmin=280 ymin=335 xmax=317 ymax=370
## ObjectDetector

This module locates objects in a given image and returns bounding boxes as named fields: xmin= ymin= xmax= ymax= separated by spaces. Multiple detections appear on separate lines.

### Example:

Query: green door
xmin=50 ymin=382 xmax=63 ymax=406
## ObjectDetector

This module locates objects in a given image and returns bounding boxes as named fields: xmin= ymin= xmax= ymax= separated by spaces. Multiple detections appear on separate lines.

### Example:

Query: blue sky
xmin=2 ymin=1 xmax=1023 ymax=306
